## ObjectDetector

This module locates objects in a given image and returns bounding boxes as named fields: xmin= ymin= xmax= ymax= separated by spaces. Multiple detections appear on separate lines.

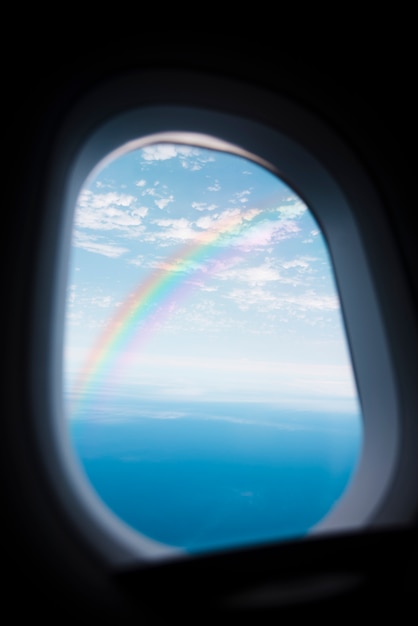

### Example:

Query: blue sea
xmin=68 ymin=394 xmax=362 ymax=555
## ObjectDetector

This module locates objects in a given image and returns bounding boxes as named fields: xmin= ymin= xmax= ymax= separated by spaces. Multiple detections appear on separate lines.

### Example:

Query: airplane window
xmin=63 ymin=140 xmax=363 ymax=555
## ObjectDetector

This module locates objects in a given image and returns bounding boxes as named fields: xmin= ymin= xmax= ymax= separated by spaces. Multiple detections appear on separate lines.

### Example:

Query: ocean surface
xmin=67 ymin=394 xmax=362 ymax=555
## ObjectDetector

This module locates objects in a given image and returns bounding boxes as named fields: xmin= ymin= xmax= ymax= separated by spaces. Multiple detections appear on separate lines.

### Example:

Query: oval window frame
xmin=30 ymin=70 xmax=408 ymax=566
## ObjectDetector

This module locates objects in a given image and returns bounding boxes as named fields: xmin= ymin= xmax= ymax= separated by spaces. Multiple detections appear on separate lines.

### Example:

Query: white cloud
xmin=141 ymin=144 xmax=198 ymax=161
xmin=131 ymin=207 xmax=148 ymax=217
xmin=141 ymin=187 xmax=156 ymax=196
xmin=302 ymin=228 xmax=320 ymax=243
xmin=226 ymin=286 xmax=339 ymax=313
xmin=180 ymin=150 xmax=215 ymax=171
xmin=149 ymin=217 xmax=197 ymax=242
xmin=137 ymin=143 xmax=214 ymax=170
xmin=66 ymin=310 xmax=83 ymax=322
xmin=72 ymin=231 xmax=129 ymax=258
xmin=234 ymin=218 xmax=300 ymax=249
xmin=195 ymin=215 xmax=217 ymax=229
xmin=288 ymin=292 xmax=339 ymax=311
xmin=67 ymin=284 xmax=76 ymax=305
xmin=230 ymin=189 xmax=251 ymax=204
xmin=282 ymin=258 xmax=310 ymax=270
xmin=75 ymin=189 xmax=147 ymax=231
xmin=192 ymin=201 xmax=218 ymax=211
xmin=135 ymin=179 xmax=146 ymax=187
xmin=145 ymin=207 xmax=291 ymax=249
xmin=213 ymin=207 xmax=261 ymax=228
xmin=147 ymin=207 xmax=262 ymax=246
xmin=181 ymin=160 xmax=202 ymax=171
xmin=129 ymin=255 xmax=145 ymax=267
xmin=147 ymin=258 xmax=203 ymax=274
xmin=227 ymin=287 xmax=278 ymax=310
xmin=217 ymin=262 xmax=282 ymax=286
xmin=142 ymin=144 xmax=180 ymax=161
xmin=152 ymin=217 xmax=189 ymax=229
xmin=154 ymin=195 xmax=174 ymax=210
xmin=79 ymin=190 xmax=136 ymax=209
xmin=276 ymin=200 xmax=307 ymax=219
xmin=198 ymin=285 xmax=218 ymax=292
xmin=91 ymin=295 xmax=114 ymax=308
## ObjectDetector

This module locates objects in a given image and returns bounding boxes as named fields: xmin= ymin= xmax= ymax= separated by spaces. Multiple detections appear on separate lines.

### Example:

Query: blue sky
xmin=64 ymin=142 xmax=360 ymax=413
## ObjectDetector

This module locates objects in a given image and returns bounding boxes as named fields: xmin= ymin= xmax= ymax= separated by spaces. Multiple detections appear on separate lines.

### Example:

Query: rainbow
xmin=70 ymin=207 xmax=266 ymax=415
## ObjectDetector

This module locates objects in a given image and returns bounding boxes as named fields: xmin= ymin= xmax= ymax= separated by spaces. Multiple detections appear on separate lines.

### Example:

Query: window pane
xmin=63 ymin=141 xmax=363 ymax=554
